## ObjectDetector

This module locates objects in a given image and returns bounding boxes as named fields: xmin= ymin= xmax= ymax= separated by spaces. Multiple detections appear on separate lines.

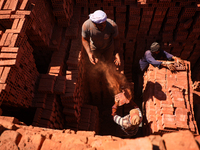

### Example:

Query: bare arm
xmin=112 ymin=101 xmax=118 ymax=117
xmin=82 ymin=36 xmax=98 ymax=65
xmin=114 ymin=36 xmax=121 ymax=66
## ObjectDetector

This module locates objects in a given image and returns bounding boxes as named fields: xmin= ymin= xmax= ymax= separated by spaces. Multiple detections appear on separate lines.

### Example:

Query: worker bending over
xmin=139 ymin=42 xmax=184 ymax=72
xmin=112 ymin=89 xmax=143 ymax=137
xmin=82 ymin=10 xmax=120 ymax=66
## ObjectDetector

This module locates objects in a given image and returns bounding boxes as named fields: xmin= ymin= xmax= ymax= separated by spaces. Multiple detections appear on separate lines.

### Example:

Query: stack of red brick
xmin=26 ymin=0 xmax=55 ymax=47
xmin=0 ymin=0 xmax=39 ymax=108
xmin=78 ymin=104 xmax=99 ymax=134
xmin=32 ymin=93 xmax=65 ymax=129
xmin=143 ymin=61 xmax=199 ymax=135
xmin=51 ymin=0 xmax=73 ymax=27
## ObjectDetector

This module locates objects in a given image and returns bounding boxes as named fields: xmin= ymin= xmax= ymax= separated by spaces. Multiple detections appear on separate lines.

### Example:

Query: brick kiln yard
xmin=0 ymin=0 xmax=200 ymax=149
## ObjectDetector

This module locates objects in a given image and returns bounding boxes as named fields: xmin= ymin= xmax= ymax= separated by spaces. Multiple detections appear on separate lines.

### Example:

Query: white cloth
xmin=89 ymin=10 xmax=107 ymax=24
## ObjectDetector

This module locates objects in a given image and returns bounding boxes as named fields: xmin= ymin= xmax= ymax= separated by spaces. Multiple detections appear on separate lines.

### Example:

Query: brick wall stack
xmin=32 ymin=9 xmax=84 ymax=130
xmin=143 ymin=61 xmax=199 ymax=135
xmin=51 ymin=0 xmax=73 ymax=27
xmin=78 ymin=104 xmax=99 ymax=134
xmin=26 ymin=0 xmax=55 ymax=47
xmin=63 ymin=15 xmax=82 ymax=130
xmin=0 ymin=0 xmax=39 ymax=108
xmin=188 ymin=14 xmax=200 ymax=68
xmin=31 ymin=23 xmax=71 ymax=129
xmin=65 ymin=7 xmax=81 ymax=40
xmin=103 ymin=6 xmax=114 ymax=21
xmin=32 ymin=93 xmax=64 ymax=129
xmin=116 ymin=6 xmax=126 ymax=40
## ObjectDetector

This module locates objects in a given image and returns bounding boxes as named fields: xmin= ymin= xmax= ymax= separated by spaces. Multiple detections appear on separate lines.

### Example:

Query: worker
xmin=139 ymin=42 xmax=185 ymax=72
xmin=112 ymin=89 xmax=143 ymax=137
xmin=81 ymin=10 xmax=122 ymax=107
xmin=81 ymin=10 xmax=121 ymax=66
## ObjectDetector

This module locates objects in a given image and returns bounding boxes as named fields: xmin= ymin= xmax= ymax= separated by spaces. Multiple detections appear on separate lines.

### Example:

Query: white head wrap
xmin=89 ymin=10 xmax=107 ymax=24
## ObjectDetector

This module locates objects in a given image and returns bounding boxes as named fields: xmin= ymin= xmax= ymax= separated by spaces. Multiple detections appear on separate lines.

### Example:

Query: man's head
xmin=129 ymin=109 xmax=140 ymax=126
xmin=150 ymin=42 xmax=160 ymax=54
xmin=89 ymin=10 xmax=107 ymax=31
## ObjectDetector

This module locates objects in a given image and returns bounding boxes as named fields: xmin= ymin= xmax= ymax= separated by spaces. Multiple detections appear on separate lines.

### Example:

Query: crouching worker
xmin=139 ymin=42 xmax=185 ymax=72
xmin=111 ymin=90 xmax=142 ymax=137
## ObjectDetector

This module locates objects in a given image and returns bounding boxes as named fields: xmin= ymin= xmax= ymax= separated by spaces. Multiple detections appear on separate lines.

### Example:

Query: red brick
xmin=0 ymin=0 xmax=5 ymax=9
xmin=173 ymin=100 xmax=185 ymax=108
xmin=18 ymin=133 xmax=45 ymax=150
xmin=1 ymin=47 xmax=19 ymax=53
xmin=0 ymin=67 xmax=4 ymax=78
xmin=175 ymin=114 xmax=188 ymax=122
xmin=176 ymin=121 xmax=188 ymax=129
xmin=0 ymin=67 xmax=11 ymax=83
xmin=163 ymin=122 xmax=177 ymax=129
xmin=157 ymin=120 xmax=164 ymax=131
xmin=0 ymin=139 xmax=18 ymax=150
xmin=162 ymin=130 xmax=199 ymax=150
xmin=102 ymin=137 xmax=152 ymax=150
xmin=175 ymin=108 xmax=188 ymax=115
xmin=0 ymin=33 xmax=8 ymax=47
xmin=148 ymin=135 xmax=165 ymax=150
xmin=161 ymin=107 xmax=174 ymax=115
xmin=0 ymin=116 xmax=19 ymax=124
xmin=3 ymin=0 xmax=10 ymax=9
xmin=0 ymin=130 xmax=22 ymax=145
xmin=41 ymin=139 xmax=61 ymax=150
xmin=9 ymin=33 xmax=18 ymax=47
xmin=0 ymin=14 xmax=10 ymax=19
xmin=0 ymin=120 xmax=18 ymax=130
xmin=8 ymin=0 xmax=18 ymax=11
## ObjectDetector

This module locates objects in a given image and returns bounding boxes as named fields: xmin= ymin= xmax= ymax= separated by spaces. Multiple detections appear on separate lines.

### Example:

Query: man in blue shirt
xmin=139 ymin=42 xmax=184 ymax=72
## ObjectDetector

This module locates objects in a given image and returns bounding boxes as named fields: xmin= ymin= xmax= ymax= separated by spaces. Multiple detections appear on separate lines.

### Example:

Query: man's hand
xmin=88 ymin=53 xmax=98 ymax=65
xmin=167 ymin=63 xmax=177 ymax=73
xmin=114 ymin=53 xmax=121 ymax=66
xmin=173 ymin=57 xmax=185 ymax=66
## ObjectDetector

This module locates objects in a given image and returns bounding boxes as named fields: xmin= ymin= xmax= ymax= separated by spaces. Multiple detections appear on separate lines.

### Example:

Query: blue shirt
xmin=139 ymin=50 xmax=174 ymax=71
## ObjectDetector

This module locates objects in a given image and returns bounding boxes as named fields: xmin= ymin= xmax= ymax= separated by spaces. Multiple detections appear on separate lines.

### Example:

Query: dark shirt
xmin=139 ymin=50 xmax=174 ymax=71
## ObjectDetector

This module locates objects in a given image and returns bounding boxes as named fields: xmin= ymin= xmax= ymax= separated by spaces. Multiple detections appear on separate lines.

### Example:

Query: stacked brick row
xmin=51 ymin=0 xmax=73 ymax=27
xmin=61 ymin=13 xmax=90 ymax=131
xmin=103 ymin=6 xmax=114 ymax=21
xmin=143 ymin=61 xmax=198 ymax=135
xmin=31 ymin=13 xmax=83 ymax=131
xmin=32 ymin=22 xmax=71 ymax=130
xmin=32 ymin=93 xmax=64 ymax=129
xmin=115 ymin=6 xmax=126 ymax=40
xmin=48 ymin=28 xmax=70 ymax=76
xmin=64 ymin=33 xmax=82 ymax=130
xmin=77 ymin=0 xmax=122 ymax=7
xmin=188 ymin=14 xmax=200 ymax=67
xmin=26 ymin=0 xmax=55 ymax=47
xmin=0 ymin=1 xmax=39 ymax=108
xmin=78 ymin=104 xmax=99 ymax=134
xmin=124 ymin=5 xmax=139 ymax=81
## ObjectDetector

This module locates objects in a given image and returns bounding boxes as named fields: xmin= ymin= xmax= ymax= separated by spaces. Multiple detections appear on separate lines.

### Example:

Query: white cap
xmin=89 ymin=10 xmax=107 ymax=24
